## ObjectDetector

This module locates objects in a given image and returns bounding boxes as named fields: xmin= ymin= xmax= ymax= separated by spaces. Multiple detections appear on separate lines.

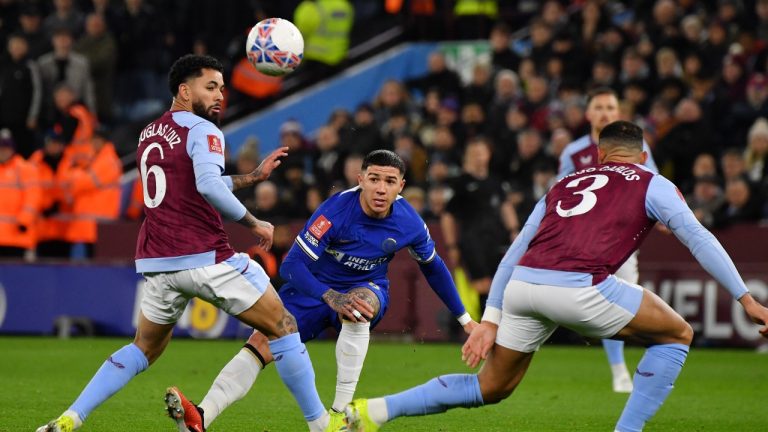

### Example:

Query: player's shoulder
xmin=171 ymin=111 xmax=220 ymax=136
xmin=315 ymin=187 xmax=360 ymax=221
xmin=392 ymin=195 xmax=427 ymax=228
xmin=561 ymin=135 xmax=592 ymax=155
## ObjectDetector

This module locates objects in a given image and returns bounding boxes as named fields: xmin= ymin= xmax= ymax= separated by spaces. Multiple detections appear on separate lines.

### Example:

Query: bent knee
xmin=246 ymin=331 xmax=273 ymax=364
xmin=676 ymin=321 xmax=694 ymax=345
xmin=261 ymin=309 xmax=299 ymax=339
xmin=479 ymin=380 xmax=516 ymax=405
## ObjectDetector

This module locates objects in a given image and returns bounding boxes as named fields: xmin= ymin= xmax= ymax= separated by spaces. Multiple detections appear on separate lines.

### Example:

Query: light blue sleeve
xmin=642 ymin=140 xmax=658 ymax=173
xmin=187 ymin=125 xmax=247 ymax=221
xmin=486 ymin=198 xmax=547 ymax=312
xmin=645 ymin=176 xmax=748 ymax=299
xmin=557 ymin=147 xmax=575 ymax=179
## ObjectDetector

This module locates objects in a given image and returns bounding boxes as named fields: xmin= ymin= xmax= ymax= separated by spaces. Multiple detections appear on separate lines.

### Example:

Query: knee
xmin=246 ymin=331 xmax=273 ymax=364
xmin=261 ymin=309 xmax=299 ymax=339
xmin=479 ymin=377 xmax=516 ymax=405
xmin=677 ymin=321 xmax=694 ymax=346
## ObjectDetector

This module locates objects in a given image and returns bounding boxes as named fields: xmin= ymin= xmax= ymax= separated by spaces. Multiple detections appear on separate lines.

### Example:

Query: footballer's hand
xmin=322 ymin=289 xmax=374 ymax=323
xmin=461 ymin=322 xmax=497 ymax=368
xmin=739 ymin=294 xmax=768 ymax=337
xmin=462 ymin=319 xmax=479 ymax=335
xmin=250 ymin=220 xmax=274 ymax=251
xmin=252 ymin=146 xmax=289 ymax=182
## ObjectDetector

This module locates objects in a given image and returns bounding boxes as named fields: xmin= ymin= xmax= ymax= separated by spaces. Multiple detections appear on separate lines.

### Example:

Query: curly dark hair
xmin=168 ymin=54 xmax=224 ymax=97
xmin=362 ymin=150 xmax=406 ymax=175
xmin=598 ymin=120 xmax=643 ymax=151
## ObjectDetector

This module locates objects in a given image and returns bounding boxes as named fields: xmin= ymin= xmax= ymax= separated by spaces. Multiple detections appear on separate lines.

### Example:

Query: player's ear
xmin=597 ymin=146 xmax=606 ymax=164
xmin=179 ymin=83 xmax=190 ymax=101
xmin=639 ymin=151 xmax=648 ymax=165
xmin=398 ymin=178 xmax=405 ymax=193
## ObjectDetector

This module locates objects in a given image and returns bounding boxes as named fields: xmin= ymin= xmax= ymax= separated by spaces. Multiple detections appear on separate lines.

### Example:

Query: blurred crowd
xmin=5 ymin=0 xmax=768 ymax=263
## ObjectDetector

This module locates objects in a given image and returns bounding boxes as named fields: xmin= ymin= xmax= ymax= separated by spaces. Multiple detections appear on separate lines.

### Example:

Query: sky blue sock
xmin=602 ymin=339 xmax=626 ymax=365
xmin=616 ymin=343 xmax=689 ymax=432
xmin=268 ymin=333 xmax=325 ymax=421
xmin=69 ymin=343 xmax=148 ymax=421
xmin=385 ymin=374 xmax=483 ymax=419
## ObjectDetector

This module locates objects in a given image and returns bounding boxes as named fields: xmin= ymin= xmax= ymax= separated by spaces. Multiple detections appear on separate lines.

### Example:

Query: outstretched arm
xmin=418 ymin=255 xmax=475 ymax=332
xmin=225 ymin=146 xmax=288 ymax=191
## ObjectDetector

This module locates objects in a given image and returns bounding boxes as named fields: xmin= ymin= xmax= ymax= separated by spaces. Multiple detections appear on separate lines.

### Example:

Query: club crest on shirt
xmin=579 ymin=155 xmax=592 ymax=165
xmin=381 ymin=237 xmax=397 ymax=253
xmin=309 ymin=215 xmax=332 ymax=239
xmin=207 ymin=134 xmax=223 ymax=154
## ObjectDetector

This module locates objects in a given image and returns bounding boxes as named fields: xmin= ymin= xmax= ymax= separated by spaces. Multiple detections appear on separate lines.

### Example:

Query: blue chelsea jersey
xmin=293 ymin=187 xmax=436 ymax=292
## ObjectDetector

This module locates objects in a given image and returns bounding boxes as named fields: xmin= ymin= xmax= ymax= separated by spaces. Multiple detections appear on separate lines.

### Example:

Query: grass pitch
xmin=1 ymin=337 xmax=766 ymax=431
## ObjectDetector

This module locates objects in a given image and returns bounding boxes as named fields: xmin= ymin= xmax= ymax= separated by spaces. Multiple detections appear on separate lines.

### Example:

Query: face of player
xmin=182 ymin=68 xmax=224 ymax=124
xmin=358 ymin=164 xmax=405 ymax=219
xmin=585 ymin=93 xmax=619 ymax=136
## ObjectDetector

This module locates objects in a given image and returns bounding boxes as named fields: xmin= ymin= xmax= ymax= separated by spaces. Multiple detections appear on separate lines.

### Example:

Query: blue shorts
xmin=279 ymin=282 xmax=389 ymax=342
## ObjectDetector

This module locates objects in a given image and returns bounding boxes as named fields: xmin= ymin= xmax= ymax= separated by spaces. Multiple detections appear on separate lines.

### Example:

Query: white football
xmin=246 ymin=18 xmax=304 ymax=76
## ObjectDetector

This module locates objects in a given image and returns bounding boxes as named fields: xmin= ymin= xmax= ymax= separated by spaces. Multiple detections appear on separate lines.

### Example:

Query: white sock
xmin=62 ymin=410 xmax=83 ymax=429
xmin=332 ymin=321 xmax=370 ymax=412
xmin=307 ymin=411 xmax=329 ymax=432
xmin=199 ymin=348 xmax=263 ymax=428
xmin=611 ymin=362 xmax=630 ymax=378
xmin=368 ymin=397 xmax=389 ymax=425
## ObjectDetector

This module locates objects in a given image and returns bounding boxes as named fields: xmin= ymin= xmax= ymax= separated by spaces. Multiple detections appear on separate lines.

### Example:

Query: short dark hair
xmin=586 ymin=86 xmax=618 ymax=105
xmin=168 ymin=54 xmax=223 ymax=97
xmin=362 ymin=150 xmax=406 ymax=175
xmin=598 ymin=120 xmax=643 ymax=151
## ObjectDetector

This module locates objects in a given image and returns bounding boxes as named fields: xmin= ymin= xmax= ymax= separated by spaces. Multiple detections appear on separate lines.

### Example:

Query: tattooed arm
xmin=227 ymin=146 xmax=289 ymax=191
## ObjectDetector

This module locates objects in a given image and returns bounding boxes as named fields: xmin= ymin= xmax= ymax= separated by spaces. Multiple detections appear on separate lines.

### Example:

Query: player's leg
xmin=613 ymin=288 xmax=693 ymax=432
xmin=346 ymin=280 xmax=552 ymax=431
xmin=38 ymin=272 xmax=182 ymax=432
xmin=604 ymin=253 xmax=640 ymax=393
xmin=192 ymin=330 xmax=272 ymax=429
xmin=204 ymin=253 xmax=330 ymax=431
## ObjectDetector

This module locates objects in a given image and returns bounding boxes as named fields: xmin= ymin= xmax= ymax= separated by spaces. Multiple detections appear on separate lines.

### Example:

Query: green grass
xmin=1 ymin=337 xmax=766 ymax=431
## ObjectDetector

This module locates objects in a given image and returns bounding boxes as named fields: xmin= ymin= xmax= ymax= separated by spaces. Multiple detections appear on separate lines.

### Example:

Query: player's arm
xmin=189 ymin=126 xmax=274 ymax=248
xmin=408 ymin=219 xmax=474 ymax=331
xmin=482 ymin=197 xmax=546 ymax=326
xmin=224 ymin=146 xmax=288 ymax=191
xmin=557 ymin=146 xmax=575 ymax=179
xmin=646 ymin=176 xmax=768 ymax=336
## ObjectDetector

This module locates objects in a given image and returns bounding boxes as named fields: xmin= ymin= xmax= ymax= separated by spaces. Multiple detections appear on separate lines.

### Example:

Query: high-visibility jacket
xmin=28 ymin=150 xmax=68 ymax=243
xmin=62 ymin=103 xmax=97 ymax=168
xmin=454 ymin=0 xmax=498 ymax=17
xmin=294 ymin=0 xmax=354 ymax=66
xmin=0 ymin=154 xmax=40 ymax=249
xmin=61 ymin=142 xmax=122 ymax=243
xmin=125 ymin=177 xmax=144 ymax=220
xmin=231 ymin=57 xmax=283 ymax=99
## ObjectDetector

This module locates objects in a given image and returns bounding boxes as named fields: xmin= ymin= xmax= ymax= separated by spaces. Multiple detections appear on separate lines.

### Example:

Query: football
xmin=246 ymin=17 xmax=304 ymax=77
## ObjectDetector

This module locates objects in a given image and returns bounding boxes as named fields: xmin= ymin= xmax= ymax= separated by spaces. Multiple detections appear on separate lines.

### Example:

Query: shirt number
xmin=556 ymin=174 xmax=609 ymax=217
xmin=140 ymin=142 xmax=167 ymax=208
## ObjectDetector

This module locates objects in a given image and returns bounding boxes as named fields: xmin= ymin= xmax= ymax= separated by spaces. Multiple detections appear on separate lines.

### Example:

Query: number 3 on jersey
xmin=140 ymin=142 xmax=167 ymax=208
xmin=556 ymin=174 xmax=609 ymax=217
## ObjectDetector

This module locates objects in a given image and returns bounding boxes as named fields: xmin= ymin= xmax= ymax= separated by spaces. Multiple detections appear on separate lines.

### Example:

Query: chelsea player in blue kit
xmin=168 ymin=150 xmax=477 ymax=431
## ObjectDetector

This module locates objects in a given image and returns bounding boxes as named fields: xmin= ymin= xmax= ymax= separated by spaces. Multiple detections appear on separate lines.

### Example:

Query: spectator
xmin=311 ymin=125 xmax=344 ymax=190
xmin=232 ymin=140 xmax=260 ymax=202
xmin=43 ymin=0 xmax=85 ymax=38
xmin=401 ymin=186 xmax=426 ymax=215
xmin=681 ymin=152 xmax=718 ymax=194
xmin=721 ymin=147 xmax=748 ymax=183
xmin=0 ymin=130 xmax=39 ymax=259
xmin=441 ymin=136 xmax=514 ymax=303
xmin=655 ymin=98 xmax=714 ymax=186
xmin=346 ymin=103 xmax=381 ymax=156
xmin=686 ymin=175 xmax=724 ymax=229
xmin=0 ymin=33 xmax=42 ymax=158
xmin=729 ymin=73 xmax=768 ymax=147
xmin=487 ymin=69 xmax=521 ymax=133
xmin=745 ymin=118 xmax=768 ymax=184
xmin=246 ymin=180 xmax=282 ymax=220
xmin=338 ymin=152 xmax=364 ymax=190
xmin=406 ymin=51 xmax=462 ymax=100
xmin=37 ymin=27 xmax=96 ymax=126
xmin=294 ymin=0 xmax=354 ymax=80
xmin=423 ymin=184 xmax=450 ymax=222
xmin=273 ymin=119 xmax=310 ymax=186
xmin=61 ymin=125 xmax=121 ymax=258
xmin=74 ymin=13 xmax=117 ymax=124
xmin=463 ymin=61 xmax=493 ymax=107
xmin=489 ymin=22 xmax=520 ymax=73
xmin=29 ymin=131 xmax=71 ymax=258
xmin=714 ymin=177 xmax=764 ymax=227
xmin=373 ymin=79 xmax=415 ymax=127
xmin=507 ymin=128 xmax=557 ymax=190
xmin=452 ymin=0 xmax=497 ymax=40
xmin=18 ymin=3 xmax=49 ymax=59
xmin=393 ymin=134 xmax=428 ymax=186
xmin=51 ymin=83 xmax=97 ymax=164
xmin=113 ymin=0 xmax=167 ymax=120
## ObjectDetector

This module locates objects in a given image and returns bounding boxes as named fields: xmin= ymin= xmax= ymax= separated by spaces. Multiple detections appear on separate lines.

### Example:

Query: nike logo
xmin=635 ymin=369 xmax=654 ymax=377
xmin=108 ymin=356 xmax=125 ymax=369
xmin=437 ymin=376 xmax=448 ymax=387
